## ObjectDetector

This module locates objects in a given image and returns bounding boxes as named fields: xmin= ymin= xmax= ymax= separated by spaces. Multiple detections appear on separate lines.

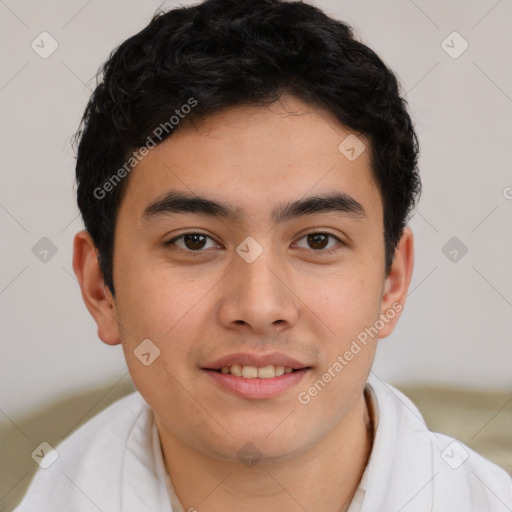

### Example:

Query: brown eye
xmin=307 ymin=233 xmax=329 ymax=250
xmin=183 ymin=234 xmax=207 ymax=250
xmin=294 ymin=232 xmax=342 ymax=251
xmin=167 ymin=233 xmax=218 ymax=251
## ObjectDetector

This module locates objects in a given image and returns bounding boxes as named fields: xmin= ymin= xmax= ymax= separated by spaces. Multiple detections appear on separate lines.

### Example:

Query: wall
xmin=0 ymin=1 xmax=511 ymax=509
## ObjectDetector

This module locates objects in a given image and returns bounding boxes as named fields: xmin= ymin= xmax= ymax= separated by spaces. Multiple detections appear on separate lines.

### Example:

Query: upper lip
xmin=203 ymin=352 xmax=309 ymax=370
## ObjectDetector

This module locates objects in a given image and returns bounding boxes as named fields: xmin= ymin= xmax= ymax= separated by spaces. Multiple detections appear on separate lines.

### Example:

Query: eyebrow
xmin=143 ymin=191 xmax=241 ymax=221
xmin=272 ymin=192 xmax=366 ymax=223
xmin=142 ymin=190 xmax=366 ymax=223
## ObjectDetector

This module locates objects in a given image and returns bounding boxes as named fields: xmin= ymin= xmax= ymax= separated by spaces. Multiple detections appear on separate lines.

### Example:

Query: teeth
xmin=257 ymin=365 xmax=275 ymax=378
xmin=274 ymin=366 xmax=285 ymax=377
xmin=242 ymin=365 xmax=258 ymax=378
xmin=218 ymin=364 xmax=294 ymax=378
xmin=230 ymin=364 xmax=242 ymax=377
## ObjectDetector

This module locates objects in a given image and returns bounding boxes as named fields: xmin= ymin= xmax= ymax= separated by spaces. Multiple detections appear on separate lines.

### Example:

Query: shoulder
xmin=364 ymin=375 xmax=512 ymax=511
xmin=430 ymin=431 xmax=512 ymax=510
xmin=51 ymin=391 xmax=150 ymax=468
xmin=14 ymin=391 xmax=151 ymax=512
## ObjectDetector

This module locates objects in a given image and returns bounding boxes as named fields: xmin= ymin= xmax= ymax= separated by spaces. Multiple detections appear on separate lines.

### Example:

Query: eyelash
xmin=166 ymin=232 xmax=220 ymax=252
xmin=166 ymin=232 xmax=344 ymax=253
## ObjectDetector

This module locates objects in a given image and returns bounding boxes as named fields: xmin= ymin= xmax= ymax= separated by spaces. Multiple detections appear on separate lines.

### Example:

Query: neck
xmin=157 ymin=393 xmax=373 ymax=512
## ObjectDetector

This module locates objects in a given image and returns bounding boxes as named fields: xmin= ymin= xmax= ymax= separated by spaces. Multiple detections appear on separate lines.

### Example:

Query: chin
xmin=206 ymin=424 xmax=314 ymax=463
xmin=206 ymin=437 xmax=308 ymax=466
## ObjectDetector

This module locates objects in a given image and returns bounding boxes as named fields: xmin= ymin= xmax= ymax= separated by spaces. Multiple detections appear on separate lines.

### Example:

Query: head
xmin=73 ymin=0 xmax=419 ymax=463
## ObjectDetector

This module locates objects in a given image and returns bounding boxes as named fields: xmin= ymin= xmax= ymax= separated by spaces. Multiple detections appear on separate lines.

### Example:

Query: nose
xmin=217 ymin=248 xmax=299 ymax=336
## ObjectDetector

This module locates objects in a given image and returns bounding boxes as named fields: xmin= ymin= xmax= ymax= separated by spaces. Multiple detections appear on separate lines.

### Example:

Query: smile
xmin=216 ymin=364 xmax=296 ymax=378
xmin=203 ymin=366 xmax=310 ymax=399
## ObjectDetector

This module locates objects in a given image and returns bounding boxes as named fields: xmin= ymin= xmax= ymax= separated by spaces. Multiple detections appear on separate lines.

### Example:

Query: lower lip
xmin=203 ymin=369 xmax=309 ymax=399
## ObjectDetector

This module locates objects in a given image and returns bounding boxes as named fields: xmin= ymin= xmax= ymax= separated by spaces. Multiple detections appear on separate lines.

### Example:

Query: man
xmin=15 ymin=0 xmax=512 ymax=510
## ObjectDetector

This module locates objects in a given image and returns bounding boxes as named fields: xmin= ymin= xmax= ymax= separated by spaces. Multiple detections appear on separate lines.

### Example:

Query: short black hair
xmin=74 ymin=0 xmax=421 ymax=295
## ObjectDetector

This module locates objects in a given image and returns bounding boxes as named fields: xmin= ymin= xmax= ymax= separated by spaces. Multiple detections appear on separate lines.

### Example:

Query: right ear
xmin=72 ymin=230 xmax=121 ymax=345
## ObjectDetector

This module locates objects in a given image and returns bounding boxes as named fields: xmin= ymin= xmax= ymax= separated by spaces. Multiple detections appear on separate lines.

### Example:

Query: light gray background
xmin=1 ymin=0 xmax=511 ymax=509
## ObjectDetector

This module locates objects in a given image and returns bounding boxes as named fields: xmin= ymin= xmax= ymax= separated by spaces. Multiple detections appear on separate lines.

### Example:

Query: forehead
xmin=118 ymin=95 xmax=382 ymax=223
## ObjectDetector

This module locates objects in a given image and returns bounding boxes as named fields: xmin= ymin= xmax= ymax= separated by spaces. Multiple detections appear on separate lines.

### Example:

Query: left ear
xmin=378 ymin=226 xmax=414 ymax=339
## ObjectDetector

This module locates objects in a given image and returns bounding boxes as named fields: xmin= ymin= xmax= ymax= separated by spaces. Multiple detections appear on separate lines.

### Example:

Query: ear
xmin=378 ymin=226 xmax=414 ymax=339
xmin=72 ymin=230 xmax=121 ymax=345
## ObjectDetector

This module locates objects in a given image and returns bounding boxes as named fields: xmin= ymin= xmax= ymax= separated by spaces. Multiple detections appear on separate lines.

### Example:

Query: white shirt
xmin=14 ymin=374 xmax=512 ymax=511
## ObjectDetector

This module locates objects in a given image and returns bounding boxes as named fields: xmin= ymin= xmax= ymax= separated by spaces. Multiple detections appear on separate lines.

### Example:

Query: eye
xmin=167 ymin=233 xmax=219 ymax=251
xmin=294 ymin=232 xmax=343 ymax=251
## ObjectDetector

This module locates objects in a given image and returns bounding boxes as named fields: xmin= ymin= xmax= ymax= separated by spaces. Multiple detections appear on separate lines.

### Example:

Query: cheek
xmin=112 ymin=261 xmax=212 ymax=393
xmin=294 ymin=274 xmax=381 ymax=421
xmin=299 ymin=265 xmax=383 ymax=344
xmin=113 ymin=264 xmax=214 ymax=428
xmin=114 ymin=257 xmax=212 ymax=341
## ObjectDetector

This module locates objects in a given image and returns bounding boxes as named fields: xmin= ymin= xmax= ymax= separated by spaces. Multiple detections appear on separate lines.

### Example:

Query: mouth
xmin=209 ymin=364 xmax=300 ymax=378
xmin=201 ymin=353 xmax=311 ymax=399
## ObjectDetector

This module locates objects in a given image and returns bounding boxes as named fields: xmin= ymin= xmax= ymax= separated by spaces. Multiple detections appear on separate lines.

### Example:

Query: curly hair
xmin=74 ymin=0 xmax=421 ymax=295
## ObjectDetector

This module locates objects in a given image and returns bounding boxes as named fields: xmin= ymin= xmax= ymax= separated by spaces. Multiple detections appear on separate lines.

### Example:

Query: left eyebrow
xmin=271 ymin=193 xmax=367 ymax=223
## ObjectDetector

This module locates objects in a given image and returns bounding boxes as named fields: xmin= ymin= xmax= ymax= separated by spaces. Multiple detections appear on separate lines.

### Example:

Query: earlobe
xmin=72 ymin=230 xmax=121 ymax=346
xmin=378 ymin=227 xmax=415 ymax=339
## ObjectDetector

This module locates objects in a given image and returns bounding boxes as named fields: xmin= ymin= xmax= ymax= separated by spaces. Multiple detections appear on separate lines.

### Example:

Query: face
xmin=78 ymin=95 xmax=411 ymax=463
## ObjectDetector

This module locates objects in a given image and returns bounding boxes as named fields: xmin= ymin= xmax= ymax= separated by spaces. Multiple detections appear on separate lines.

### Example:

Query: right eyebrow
xmin=142 ymin=191 xmax=241 ymax=222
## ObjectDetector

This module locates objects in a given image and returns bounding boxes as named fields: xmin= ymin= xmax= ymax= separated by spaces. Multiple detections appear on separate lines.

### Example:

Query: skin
xmin=73 ymin=94 xmax=414 ymax=512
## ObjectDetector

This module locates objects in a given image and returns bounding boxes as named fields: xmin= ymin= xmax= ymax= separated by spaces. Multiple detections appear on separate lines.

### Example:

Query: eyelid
xmin=292 ymin=231 xmax=345 ymax=251
xmin=166 ymin=231 xmax=222 ymax=251
xmin=165 ymin=230 xmax=346 ymax=252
